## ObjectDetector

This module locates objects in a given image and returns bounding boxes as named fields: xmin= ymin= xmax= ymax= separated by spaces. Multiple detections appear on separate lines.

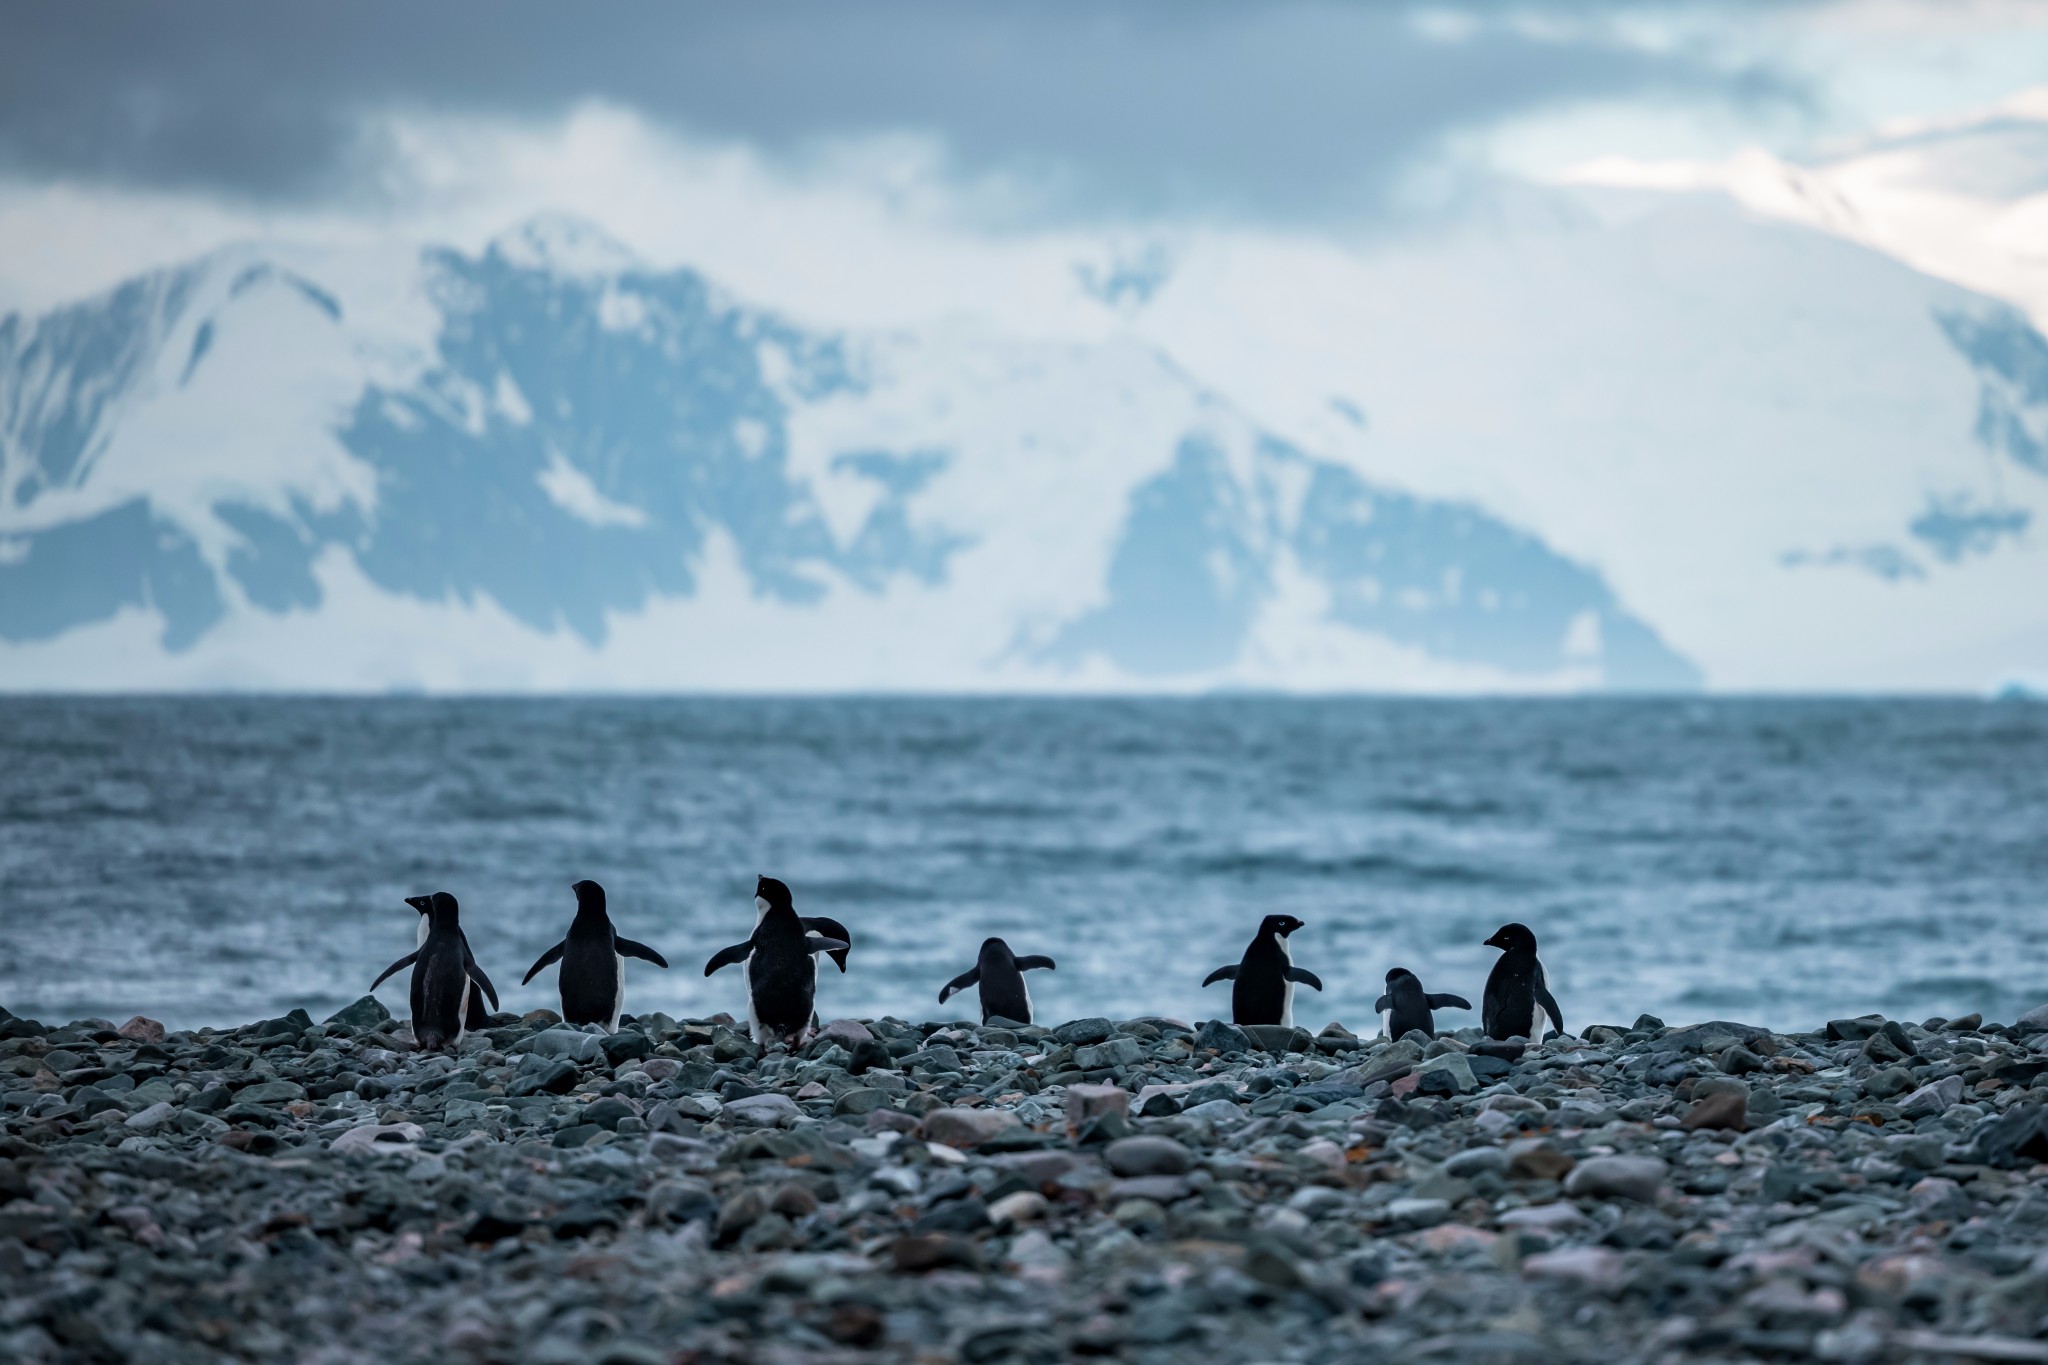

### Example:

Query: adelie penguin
xmin=370 ymin=892 xmax=499 ymax=1051
xmin=1201 ymin=914 xmax=1322 ymax=1027
xmin=521 ymin=880 xmax=670 ymax=1032
xmin=1375 ymin=967 xmax=1471 ymax=1041
xmin=406 ymin=894 xmax=492 ymax=1031
xmin=1481 ymin=922 xmax=1565 ymax=1043
xmin=704 ymin=876 xmax=852 ymax=1047
xmin=938 ymin=938 xmax=1056 ymax=1026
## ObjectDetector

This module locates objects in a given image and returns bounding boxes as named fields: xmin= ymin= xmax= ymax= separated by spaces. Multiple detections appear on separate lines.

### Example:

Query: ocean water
xmin=0 ymin=697 xmax=2043 ymax=1036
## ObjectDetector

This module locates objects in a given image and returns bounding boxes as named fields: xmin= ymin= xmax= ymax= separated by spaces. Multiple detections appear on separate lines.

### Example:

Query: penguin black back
xmin=1481 ymin=922 xmax=1564 ymax=1042
xmin=408 ymin=893 xmax=491 ymax=1031
xmin=1375 ymin=967 xmax=1471 ymax=1040
xmin=1202 ymin=914 xmax=1321 ymax=1028
xmin=372 ymin=892 xmax=497 ymax=1052
xmin=939 ymin=937 xmax=1056 ymax=1025
xmin=704 ymin=876 xmax=851 ymax=1046
xmin=521 ymin=880 xmax=669 ymax=1032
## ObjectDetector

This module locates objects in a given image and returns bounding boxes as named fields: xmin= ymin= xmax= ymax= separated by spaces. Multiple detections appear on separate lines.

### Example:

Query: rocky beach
xmin=6 ymin=1000 xmax=2048 ymax=1364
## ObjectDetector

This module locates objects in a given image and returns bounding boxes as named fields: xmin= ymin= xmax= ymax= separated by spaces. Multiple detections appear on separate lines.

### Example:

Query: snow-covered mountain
xmin=0 ymin=216 xmax=1701 ymax=691
xmin=1 ymin=191 xmax=2045 ymax=693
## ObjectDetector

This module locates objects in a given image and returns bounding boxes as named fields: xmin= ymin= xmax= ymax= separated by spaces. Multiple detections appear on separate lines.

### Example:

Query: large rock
xmin=1896 ymin=1075 xmax=1964 ymax=1120
xmin=123 ymin=1102 xmax=175 ymax=1131
xmin=1681 ymin=1091 xmax=1748 ymax=1131
xmin=1064 ymin=1084 xmax=1130 ymax=1131
xmin=920 ymin=1107 xmax=1020 ymax=1149
xmin=723 ymin=1094 xmax=801 ymax=1127
xmin=1104 ymin=1136 xmax=1194 ymax=1177
xmin=816 ymin=1019 xmax=873 ymax=1050
xmin=1053 ymin=1018 xmax=1114 ymax=1046
xmin=116 ymin=1016 xmax=165 ymax=1043
xmin=236 ymin=1080 xmax=306 ymax=1105
xmin=514 ymin=1027 xmax=606 ymax=1063
xmin=1239 ymin=1024 xmax=1311 ymax=1054
xmin=323 ymin=996 xmax=392 ymax=1030
xmin=330 ymin=1122 xmax=425 ymax=1155
xmin=1415 ymin=1052 xmax=1478 ymax=1095
xmin=1073 ymin=1037 xmax=1145 ymax=1070
xmin=1194 ymin=1019 xmax=1251 ymax=1054
xmin=1506 ymin=1138 xmax=1575 ymax=1181
xmin=1564 ymin=1156 xmax=1667 ymax=1203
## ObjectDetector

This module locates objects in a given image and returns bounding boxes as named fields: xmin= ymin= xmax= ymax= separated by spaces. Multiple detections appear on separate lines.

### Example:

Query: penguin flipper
xmin=1013 ymin=955 xmax=1056 ymax=972
xmin=1373 ymin=993 xmax=1392 ymax=1013
xmin=616 ymin=938 xmax=670 ymax=969
xmin=803 ymin=917 xmax=853 ymax=972
xmin=1201 ymin=965 xmax=1239 ymax=987
xmin=804 ymin=934 xmax=850 ymax=957
xmin=1426 ymin=992 xmax=1472 ymax=1011
xmin=1285 ymin=967 xmax=1324 ymax=991
xmin=704 ymin=942 xmax=752 ymax=976
xmin=1536 ymin=986 xmax=1565 ymax=1038
xmin=463 ymin=948 xmax=501 ymax=1010
xmin=938 ymin=966 xmax=980 ymax=1005
xmin=370 ymin=951 xmax=418 ymax=991
xmin=520 ymin=941 xmax=565 ymax=986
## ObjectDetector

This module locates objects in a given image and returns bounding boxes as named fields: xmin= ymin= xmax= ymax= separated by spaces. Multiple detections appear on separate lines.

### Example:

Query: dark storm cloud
xmin=0 ymin=1 xmax=1802 ymax=215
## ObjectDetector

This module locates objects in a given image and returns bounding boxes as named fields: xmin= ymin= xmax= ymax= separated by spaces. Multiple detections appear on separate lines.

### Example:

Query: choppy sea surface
xmin=1 ymin=697 xmax=2043 ymax=1035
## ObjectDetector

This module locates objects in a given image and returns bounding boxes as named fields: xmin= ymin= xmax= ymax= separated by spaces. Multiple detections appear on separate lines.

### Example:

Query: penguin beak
xmin=404 ymin=895 xmax=430 ymax=913
xmin=1484 ymin=930 xmax=1506 ymax=949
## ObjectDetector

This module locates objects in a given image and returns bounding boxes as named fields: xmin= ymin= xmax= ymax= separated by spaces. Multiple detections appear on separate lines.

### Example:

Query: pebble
xmin=1104 ymin=1135 xmax=1193 ymax=1177
xmin=1 ymin=1003 xmax=2045 ymax=1362
xmin=1562 ymin=1155 xmax=1667 ymax=1203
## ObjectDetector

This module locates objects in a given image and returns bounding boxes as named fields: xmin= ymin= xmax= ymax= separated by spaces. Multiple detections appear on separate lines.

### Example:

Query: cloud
xmin=0 ymin=0 xmax=1802 ymax=219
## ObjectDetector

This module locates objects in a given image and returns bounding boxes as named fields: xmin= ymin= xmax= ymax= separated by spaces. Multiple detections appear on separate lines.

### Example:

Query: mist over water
xmin=1 ymin=696 xmax=2043 ymax=1035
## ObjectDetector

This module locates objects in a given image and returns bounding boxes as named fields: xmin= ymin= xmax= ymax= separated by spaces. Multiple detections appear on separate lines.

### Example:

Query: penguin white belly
xmin=607 ymin=953 xmax=624 ymax=1034
xmin=1381 ymin=1010 xmax=1392 ymax=1040
xmin=1530 ymin=1003 xmax=1550 ymax=1045
xmin=795 ymin=955 xmax=819 ymax=1046
xmin=452 ymin=978 xmax=472 ymax=1047
xmin=416 ymin=918 xmax=429 ymax=948
xmin=742 ymin=953 xmax=764 ymax=1044
xmin=1276 ymin=932 xmax=1294 ymax=1028
xmin=1020 ymin=977 xmax=1033 ymax=1027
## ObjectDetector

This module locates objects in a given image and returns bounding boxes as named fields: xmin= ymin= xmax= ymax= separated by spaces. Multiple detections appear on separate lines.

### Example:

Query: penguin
xmin=521 ymin=880 xmax=670 ymax=1032
xmin=703 ymin=876 xmax=851 ymax=1047
xmin=1375 ymin=967 xmax=1471 ymax=1040
xmin=938 ymin=938 xmax=1056 ymax=1025
xmin=370 ymin=891 xmax=498 ymax=1051
xmin=1201 ymin=914 xmax=1322 ymax=1027
xmin=1481 ymin=922 xmax=1564 ymax=1043
xmin=407 ymin=894 xmax=492 ymax=1031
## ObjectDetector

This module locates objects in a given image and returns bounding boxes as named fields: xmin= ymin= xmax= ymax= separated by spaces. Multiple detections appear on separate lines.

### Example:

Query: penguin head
xmin=980 ymin=936 xmax=1011 ymax=959
xmin=756 ymin=875 xmax=795 ymax=913
xmin=425 ymin=891 xmax=460 ymax=926
xmin=571 ymin=879 xmax=607 ymax=916
xmin=1485 ymin=922 xmax=1537 ymax=953
xmin=1260 ymin=914 xmax=1305 ymax=939
xmin=1385 ymin=966 xmax=1418 ymax=987
xmin=404 ymin=894 xmax=432 ymax=915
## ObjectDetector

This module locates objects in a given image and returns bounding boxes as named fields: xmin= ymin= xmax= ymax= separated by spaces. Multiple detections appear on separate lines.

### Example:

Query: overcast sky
xmin=3 ymin=1 xmax=2039 ymax=220
xmin=0 ymin=0 xmax=2044 ymax=316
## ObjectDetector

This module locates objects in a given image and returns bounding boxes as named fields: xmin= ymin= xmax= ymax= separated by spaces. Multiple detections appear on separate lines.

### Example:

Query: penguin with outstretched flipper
xmin=1201 ymin=914 xmax=1321 ymax=1027
xmin=938 ymin=937 xmax=1056 ymax=1025
xmin=522 ymin=880 xmax=669 ymax=1032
